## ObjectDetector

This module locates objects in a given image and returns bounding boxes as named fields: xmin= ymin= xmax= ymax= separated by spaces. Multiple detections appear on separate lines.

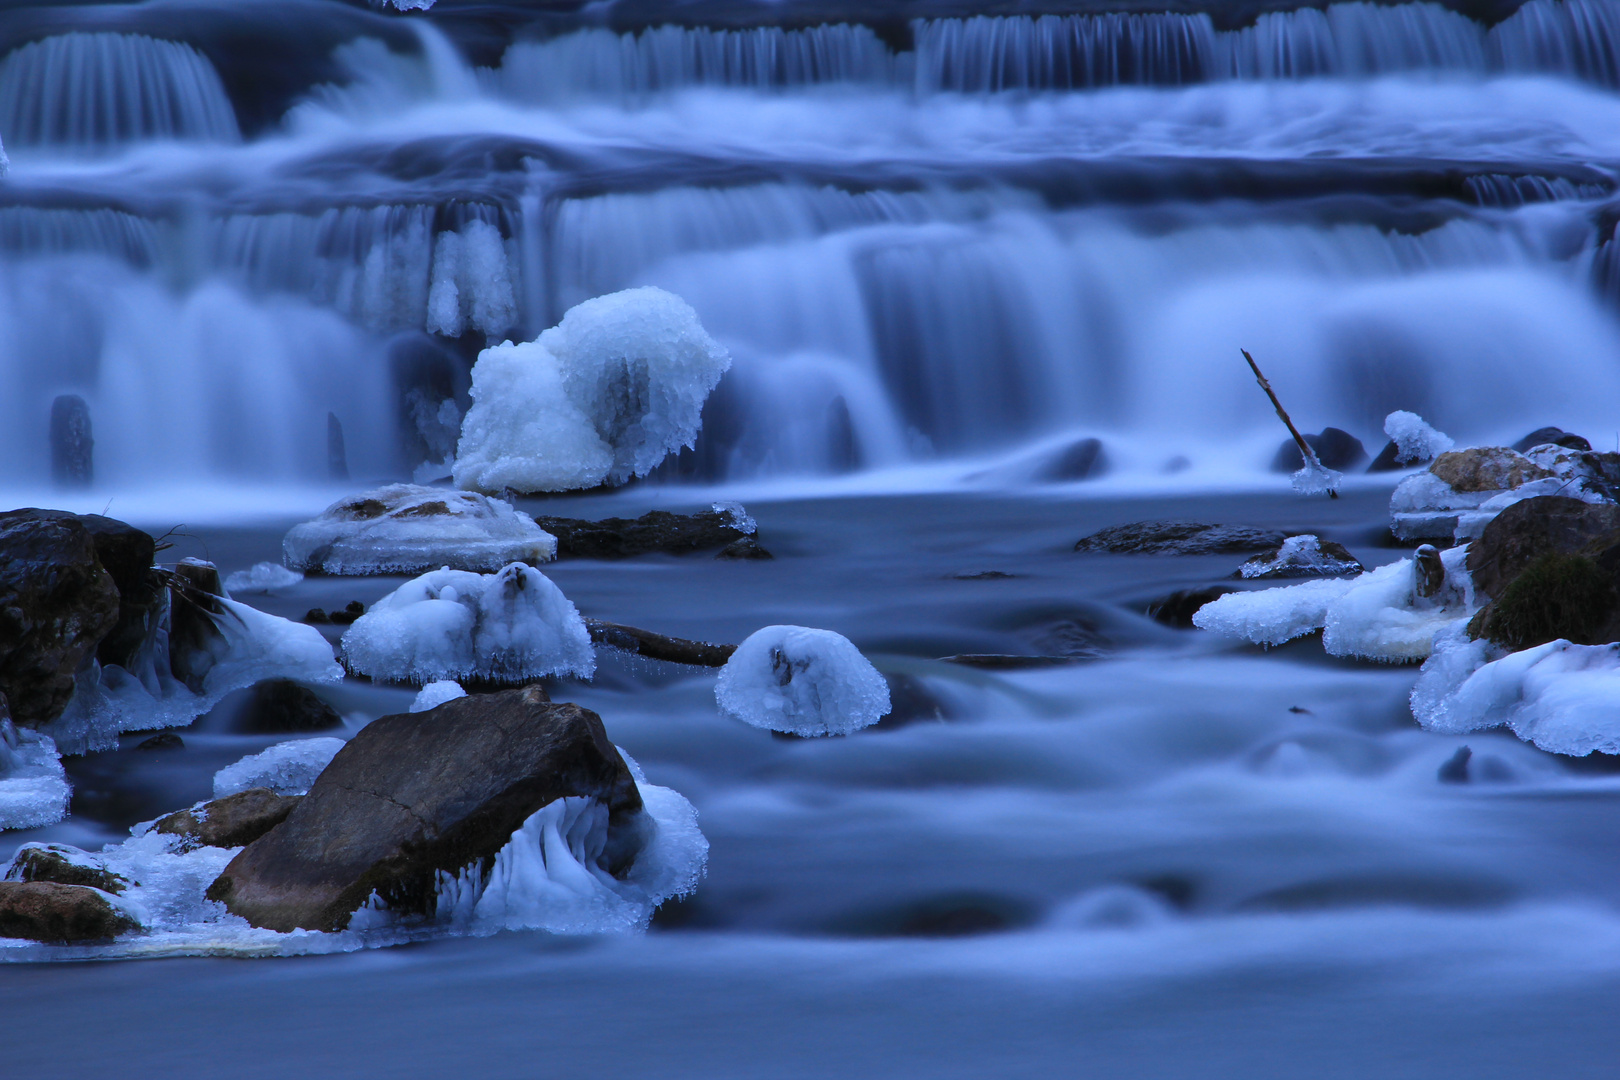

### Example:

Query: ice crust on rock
xmin=1239 ymin=535 xmax=1364 ymax=579
xmin=284 ymin=485 xmax=556 ymax=575
xmin=715 ymin=625 xmax=890 ymax=736
xmin=409 ymin=680 xmax=467 ymax=712
xmin=213 ymin=737 xmax=346 ymax=798
xmin=1291 ymin=460 xmax=1342 ymax=497
xmin=1384 ymin=411 xmax=1454 ymax=465
xmin=1192 ymin=577 xmax=1356 ymax=647
xmin=224 ymin=563 xmax=304 ymax=595
xmin=0 ymin=720 xmax=70 ymax=831
xmin=454 ymin=287 xmax=730 ymax=493
xmin=341 ymin=563 xmax=594 ymax=685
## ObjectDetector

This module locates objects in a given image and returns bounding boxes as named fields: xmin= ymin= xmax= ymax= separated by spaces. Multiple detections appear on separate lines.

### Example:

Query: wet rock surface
xmin=1513 ymin=427 xmax=1592 ymax=453
xmin=1075 ymin=521 xmax=1290 ymax=556
xmin=0 ymin=881 xmax=137 ymax=943
xmin=1147 ymin=586 xmax=1236 ymax=628
xmin=1271 ymin=427 xmax=1367 ymax=473
xmin=154 ymin=788 xmax=303 ymax=850
xmin=1465 ymin=497 xmax=1620 ymax=600
xmin=1238 ymin=536 xmax=1365 ymax=579
xmin=5 ymin=844 xmax=130 ymax=894
xmin=533 ymin=508 xmax=750 ymax=559
xmin=234 ymin=679 xmax=343 ymax=734
xmin=1430 ymin=447 xmax=1552 ymax=493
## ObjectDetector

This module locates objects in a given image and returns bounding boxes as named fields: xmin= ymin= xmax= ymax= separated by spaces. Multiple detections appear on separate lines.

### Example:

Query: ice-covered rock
xmin=715 ymin=625 xmax=891 ymax=736
xmin=283 ymin=485 xmax=557 ymax=575
xmin=341 ymin=563 xmax=594 ymax=685
xmin=410 ymin=680 xmax=467 ymax=712
xmin=1386 ymin=444 xmax=1605 ymax=543
xmin=1291 ymin=460 xmax=1343 ymax=497
xmin=0 ymin=881 xmax=139 ymax=943
xmin=0 ymin=718 xmax=70 ymax=831
xmin=1239 ymin=535 xmax=1364 ymax=579
xmin=224 ymin=563 xmax=304 ymax=595
xmin=1384 ymin=411 xmax=1455 ymax=465
xmin=153 ymin=788 xmax=303 ymax=849
xmin=453 ymin=286 xmax=731 ymax=493
xmin=5 ymin=844 xmax=129 ymax=894
xmin=214 ymin=738 xmax=347 ymax=798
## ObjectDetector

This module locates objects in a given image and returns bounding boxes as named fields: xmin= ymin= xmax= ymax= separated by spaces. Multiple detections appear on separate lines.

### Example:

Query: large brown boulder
xmin=0 ymin=511 xmax=121 ymax=727
xmin=0 ymin=881 xmax=137 ymax=943
xmin=154 ymin=788 xmax=303 ymax=849
xmin=206 ymin=688 xmax=645 ymax=932
xmin=1430 ymin=447 xmax=1552 ymax=493
xmin=1465 ymin=497 xmax=1620 ymax=600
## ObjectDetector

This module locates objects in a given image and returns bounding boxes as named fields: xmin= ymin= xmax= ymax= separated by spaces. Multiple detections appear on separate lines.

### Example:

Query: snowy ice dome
xmin=341 ymin=563 xmax=594 ymax=685
xmin=283 ymin=484 xmax=557 ymax=575
xmin=224 ymin=562 xmax=304 ymax=595
xmin=453 ymin=286 xmax=731 ymax=493
xmin=1383 ymin=411 xmax=1454 ymax=465
xmin=410 ymin=680 xmax=468 ymax=712
xmin=1291 ymin=460 xmax=1342 ymax=497
xmin=0 ymin=719 xmax=70 ymax=830
xmin=214 ymin=737 xmax=347 ymax=798
xmin=1238 ymin=535 xmax=1363 ymax=579
xmin=715 ymin=625 xmax=890 ymax=736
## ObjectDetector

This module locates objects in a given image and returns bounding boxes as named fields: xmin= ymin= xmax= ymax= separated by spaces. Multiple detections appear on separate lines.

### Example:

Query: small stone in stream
xmin=304 ymin=608 xmax=331 ymax=624
xmin=1033 ymin=436 xmax=1108 ymax=482
xmin=1513 ymin=427 xmax=1592 ymax=453
xmin=533 ymin=508 xmax=750 ymax=559
xmin=1076 ymin=521 xmax=1290 ymax=556
xmin=1288 ymin=706 xmax=1311 ymax=714
xmin=1271 ymin=427 xmax=1367 ymax=473
xmin=1147 ymin=586 xmax=1235 ymax=628
xmin=1238 ymin=536 xmax=1365 ymax=579
xmin=1438 ymin=746 xmax=1472 ymax=784
xmin=237 ymin=679 xmax=342 ymax=734
xmin=168 ymin=557 xmax=227 ymax=693
xmin=1366 ymin=440 xmax=1405 ymax=472
xmin=952 ymin=571 xmax=1015 ymax=580
xmin=328 ymin=601 xmax=365 ymax=626
xmin=1465 ymin=496 xmax=1620 ymax=600
xmin=1414 ymin=544 xmax=1446 ymax=597
xmin=715 ymin=536 xmax=773 ymax=560
xmin=872 ymin=673 xmax=950 ymax=731
xmin=5 ymin=844 xmax=129 ymax=894
xmin=0 ymin=881 xmax=137 ymax=942
xmin=153 ymin=788 xmax=303 ymax=850
xmin=135 ymin=731 xmax=184 ymax=751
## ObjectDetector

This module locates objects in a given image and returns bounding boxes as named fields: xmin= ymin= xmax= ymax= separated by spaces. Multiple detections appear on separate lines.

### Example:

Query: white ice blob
xmin=224 ymin=562 xmax=305 ymax=595
xmin=715 ymin=625 xmax=890 ymax=736
xmin=0 ymin=720 xmax=70 ymax=830
xmin=410 ymin=680 xmax=468 ymax=712
xmin=341 ymin=563 xmax=594 ymax=684
xmin=1384 ymin=410 xmax=1455 ymax=464
xmin=1291 ymin=459 xmax=1343 ymax=496
xmin=213 ymin=737 xmax=347 ymax=798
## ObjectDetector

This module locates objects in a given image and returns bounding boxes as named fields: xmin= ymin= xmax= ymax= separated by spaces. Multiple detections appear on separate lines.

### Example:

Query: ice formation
xmin=714 ymin=625 xmax=891 ymax=736
xmin=1195 ymin=546 xmax=1475 ymax=661
xmin=1291 ymin=460 xmax=1343 ymax=497
xmin=1389 ymin=441 xmax=1616 ymax=542
xmin=409 ymin=680 xmax=467 ymax=712
xmin=425 ymin=220 xmax=517 ymax=339
xmin=224 ymin=562 xmax=305 ymax=595
xmin=1384 ymin=410 xmax=1454 ymax=464
xmin=1238 ymin=535 xmax=1362 ymax=579
xmin=0 ymin=720 xmax=71 ymax=830
xmin=453 ymin=286 xmax=731 ymax=493
xmin=341 ymin=563 xmax=594 ymax=684
xmin=213 ymin=737 xmax=347 ymax=798
xmin=284 ymin=485 xmax=557 ymax=575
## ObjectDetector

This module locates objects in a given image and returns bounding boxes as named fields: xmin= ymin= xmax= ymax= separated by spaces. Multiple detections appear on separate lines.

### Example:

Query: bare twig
xmin=1241 ymin=348 xmax=1338 ymax=500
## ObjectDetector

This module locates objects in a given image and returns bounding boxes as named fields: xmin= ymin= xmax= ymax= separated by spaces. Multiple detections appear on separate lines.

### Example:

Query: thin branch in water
xmin=1240 ymin=348 xmax=1339 ymax=500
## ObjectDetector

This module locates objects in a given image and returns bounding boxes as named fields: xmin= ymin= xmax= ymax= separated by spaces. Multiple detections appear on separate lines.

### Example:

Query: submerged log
xmin=585 ymin=618 xmax=736 ymax=667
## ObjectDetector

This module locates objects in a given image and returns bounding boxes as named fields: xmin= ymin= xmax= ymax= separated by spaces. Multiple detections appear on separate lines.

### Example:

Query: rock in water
xmin=49 ymin=394 xmax=93 ymax=488
xmin=0 ymin=881 xmax=137 ymax=942
xmin=154 ymin=788 xmax=303 ymax=849
xmin=206 ymin=689 xmax=645 ymax=932
xmin=4 ymin=844 xmax=129 ymax=894
xmin=534 ymin=507 xmax=752 ymax=559
xmin=1430 ymin=447 xmax=1552 ymax=493
xmin=1147 ymin=587 xmax=1236 ymax=628
xmin=1270 ymin=427 xmax=1367 ymax=473
xmin=235 ymin=679 xmax=342 ymax=734
xmin=1465 ymin=497 xmax=1620 ymax=600
xmin=1238 ymin=536 xmax=1365 ymax=579
xmin=1075 ymin=521 xmax=1289 ymax=556
xmin=1513 ymin=427 xmax=1592 ymax=453
xmin=168 ymin=558 xmax=228 ymax=693
xmin=1033 ymin=437 xmax=1108 ymax=482
xmin=0 ymin=511 xmax=120 ymax=727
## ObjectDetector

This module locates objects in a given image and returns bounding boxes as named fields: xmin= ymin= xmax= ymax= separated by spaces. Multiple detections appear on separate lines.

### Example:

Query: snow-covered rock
xmin=214 ymin=737 xmax=347 ymax=798
xmin=341 ymin=563 xmax=594 ymax=685
xmin=0 ymin=719 xmax=70 ymax=831
xmin=714 ymin=625 xmax=890 ymax=736
xmin=1384 ymin=410 xmax=1454 ymax=465
xmin=1387 ymin=442 xmax=1618 ymax=543
xmin=225 ymin=562 xmax=304 ymax=595
xmin=454 ymin=286 xmax=731 ymax=493
xmin=410 ymin=680 xmax=467 ymax=712
xmin=1239 ymin=535 xmax=1364 ymax=579
xmin=283 ymin=484 xmax=557 ymax=575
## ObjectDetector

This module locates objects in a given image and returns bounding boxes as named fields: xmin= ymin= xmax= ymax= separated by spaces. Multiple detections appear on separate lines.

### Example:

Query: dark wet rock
xmin=1430 ymin=447 xmax=1552 ymax=493
xmin=303 ymin=608 xmax=332 ymax=624
xmin=1513 ymin=426 xmax=1592 ymax=453
xmin=1238 ymin=536 xmax=1365 ymax=579
xmin=1438 ymin=746 xmax=1472 ymax=784
xmin=168 ymin=557 xmax=227 ymax=693
xmin=237 ymin=679 xmax=342 ymax=734
xmin=50 ymin=394 xmax=93 ymax=489
xmin=0 ymin=510 xmax=120 ymax=728
xmin=1465 ymin=497 xmax=1620 ymax=600
xmin=154 ymin=788 xmax=303 ymax=850
xmin=1075 ymin=521 xmax=1290 ymax=556
xmin=533 ymin=508 xmax=750 ymax=559
xmin=585 ymin=619 xmax=736 ymax=667
xmin=1033 ymin=436 xmax=1107 ymax=482
xmin=1147 ymin=586 xmax=1236 ymax=628
xmin=1414 ymin=544 xmax=1446 ymax=598
xmin=0 ymin=881 xmax=137 ymax=943
xmin=1271 ymin=427 xmax=1367 ymax=473
xmin=207 ymin=689 xmax=645 ymax=932
xmin=874 ymin=673 xmax=949 ymax=730
xmin=328 ymin=600 xmax=366 ymax=626
xmin=1367 ymin=440 xmax=1411 ymax=473
xmin=1477 ymin=552 xmax=1615 ymax=650
xmin=5 ymin=845 xmax=129 ymax=894
xmin=939 ymin=654 xmax=1083 ymax=669
xmin=135 ymin=731 xmax=184 ymax=751
xmin=952 ymin=570 xmax=1015 ymax=580
xmin=716 ymin=536 xmax=773 ymax=560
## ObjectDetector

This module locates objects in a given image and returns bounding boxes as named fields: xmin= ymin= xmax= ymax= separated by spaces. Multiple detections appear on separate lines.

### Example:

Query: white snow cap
xmin=1384 ymin=411 xmax=1455 ymax=465
xmin=341 ymin=563 xmax=594 ymax=685
xmin=715 ymin=625 xmax=890 ymax=736
xmin=454 ymin=286 xmax=731 ymax=493
xmin=0 ymin=720 xmax=70 ymax=830
xmin=224 ymin=562 xmax=304 ymax=595
xmin=214 ymin=737 xmax=346 ymax=798
xmin=410 ymin=680 xmax=468 ymax=712
xmin=283 ymin=484 xmax=557 ymax=575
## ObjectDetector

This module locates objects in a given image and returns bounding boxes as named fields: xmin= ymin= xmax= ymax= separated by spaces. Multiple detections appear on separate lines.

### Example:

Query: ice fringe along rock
xmin=1239 ymin=535 xmax=1364 ymax=579
xmin=1195 ymin=546 xmax=1476 ymax=661
xmin=1384 ymin=411 xmax=1454 ymax=465
xmin=0 ymin=719 xmax=70 ymax=831
xmin=283 ymin=484 xmax=556 ymax=575
xmin=225 ymin=563 xmax=304 ymax=595
xmin=453 ymin=286 xmax=731 ymax=493
xmin=410 ymin=680 xmax=467 ymax=712
xmin=425 ymin=220 xmax=516 ymax=339
xmin=715 ymin=625 xmax=890 ymax=736
xmin=214 ymin=738 xmax=347 ymax=798
xmin=341 ymin=563 xmax=594 ymax=685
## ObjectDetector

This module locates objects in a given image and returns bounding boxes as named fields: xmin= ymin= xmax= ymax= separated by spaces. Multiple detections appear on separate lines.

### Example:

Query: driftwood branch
xmin=584 ymin=618 xmax=737 ymax=667
xmin=1240 ymin=348 xmax=1338 ymax=500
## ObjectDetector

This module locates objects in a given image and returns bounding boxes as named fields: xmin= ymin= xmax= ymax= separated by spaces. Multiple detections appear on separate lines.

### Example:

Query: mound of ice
xmin=1239 ymin=535 xmax=1363 ymax=579
xmin=1291 ymin=460 xmax=1342 ymax=497
xmin=214 ymin=737 xmax=346 ymax=798
xmin=425 ymin=220 xmax=517 ymax=339
xmin=410 ymin=680 xmax=467 ymax=712
xmin=1192 ymin=577 xmax=1356 ymax=647
xmin=1384 ymin=410 xmax=1454 ymax=465
xmin=1412 ymin=637 xmax=1620 ymax=756
xmin=341 ymin=563 xmax=594 ymax=685
xmin=715 ymin=625 xmax=890 ymax=736
xmin=454 ymin=287 xmax=731 ymax=493
xmin=284 ymin=485 xmax=557 ymax=575
xmin=0 ymin=720 xmax=70 ymax=831
xmin=225 ymin=562 xmax=304 ymax=595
